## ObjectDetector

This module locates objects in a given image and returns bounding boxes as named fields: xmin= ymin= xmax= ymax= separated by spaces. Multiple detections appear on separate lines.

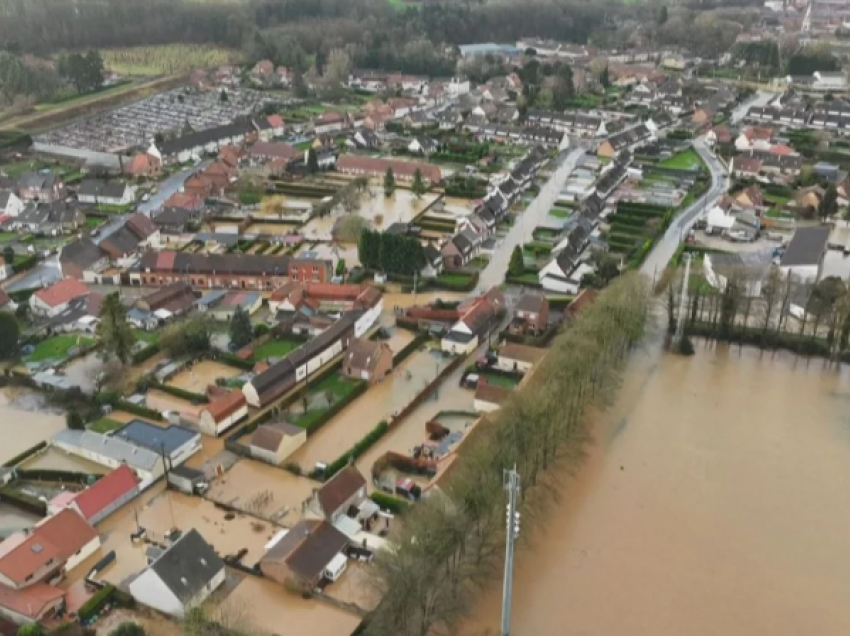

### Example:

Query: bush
xmin=254 ymin=323 xmax=270 ymax=338
xmin=78 ymin=584 xmax=116 ymax=621
xmin=12 ymin=255 xmax=37 ymax=274
xmin=370 ymin=490 xmax=411 ymax=514
xmin=131 ymin=343 xmax=159 ymax=364
xmin=0 ymin=485 xmax=47 ymax=515
xmin=216 ymin=351 xmax=255 ymax=371
xmin=114 ymin=400 xmax=163 ymax=421
xmin=149 ymin=381 xmax=207 ymax=404
xmin=392 ymin=333 xmax=429 ymax=365
xmin=16 ymin=469 xmax=98 ymax=484
xmin=323 ymin=420 xmax=389 ymax=479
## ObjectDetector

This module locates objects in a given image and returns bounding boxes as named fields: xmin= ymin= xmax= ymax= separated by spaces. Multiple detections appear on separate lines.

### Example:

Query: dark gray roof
xmin=780 ymin=227 xmax=831 ymax=267
xmin=150 ymin=529 xmax=224 ymax=602
xmin=158 ymin=120 xmax=256 ymax=156
xmin=77 ymin=178 xmax=128 ymax=200
xmin=100 ymin=226 xmax=140 ymax=256
xmin=153 ymin=208 xmax=194 ymax=227
xmin=60 ymin=238 xmax=105 ymax=269
xmin=0 ymin=191 xmax=12 ymax=209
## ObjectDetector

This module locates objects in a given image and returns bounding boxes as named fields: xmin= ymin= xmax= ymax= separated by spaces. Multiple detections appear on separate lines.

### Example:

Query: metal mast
xmin=500 ymin=466 xmax=521 ymax=636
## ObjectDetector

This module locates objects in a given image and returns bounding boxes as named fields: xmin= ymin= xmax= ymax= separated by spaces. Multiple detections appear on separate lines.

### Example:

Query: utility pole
xmin=500 ymin=466 xmax=521 ymax=636
xmin=674 ymin=253 xmax=693 ymax=347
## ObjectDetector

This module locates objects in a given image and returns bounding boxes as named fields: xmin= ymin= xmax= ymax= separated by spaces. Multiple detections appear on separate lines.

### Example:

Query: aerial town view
xmin=1 ymin=0 xmax=850 ymax=634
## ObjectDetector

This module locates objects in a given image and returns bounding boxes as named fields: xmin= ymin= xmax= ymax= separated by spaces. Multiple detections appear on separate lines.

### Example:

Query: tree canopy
xmin=0 ymin=312 xmax=20 ymax=360
xmin=107 ymin=623 xmax=146 ymax=636
xmin=97 ymin=292 xmax=135 ymax=364
xmin=229 ymin=306 xmax=254 ymax=350
xmin=359 ymin=229 xmax=425 ymax=276
xmin=160 ymin=315 xmax=212 ymax=357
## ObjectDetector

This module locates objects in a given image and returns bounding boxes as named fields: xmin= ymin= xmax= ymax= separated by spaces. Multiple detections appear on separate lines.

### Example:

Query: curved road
xmin=640 ymin=137 xmax=729 ymax=280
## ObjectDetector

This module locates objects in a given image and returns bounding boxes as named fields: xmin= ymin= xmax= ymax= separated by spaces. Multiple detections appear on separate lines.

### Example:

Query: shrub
xmin=370 ymin=490 xmax=411 ymax=514
xmin=78 ymin=584 xmax=116 ymax=621
xmin=131 ymin=343 xmax=159 ymax=364
xmin=114 ymin=400 xmax=163 ymax=421
xmin=323 ymin=420 xmax=389 ymax=479
xmin=0 ymin=485 xmax=47 ymax=515
xmin=16 ymin=469 xmax=98 ymax=484
xmin=2 ymin=441 xmax=47 ymax=467
xmin=216 ymin=351 xmax=255 ymax=371
xmin=150 ymin=381 xmax=207 ymax=404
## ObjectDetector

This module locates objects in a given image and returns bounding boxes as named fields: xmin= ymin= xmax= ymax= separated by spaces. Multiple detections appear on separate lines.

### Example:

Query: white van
xmin=324 ymin=553 xmax=348 ymax=582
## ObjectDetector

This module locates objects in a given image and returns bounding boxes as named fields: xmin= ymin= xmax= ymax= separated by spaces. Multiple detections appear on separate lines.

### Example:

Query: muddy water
xmin=464 ymin=341 xmax=850 ymax=636
xmin=169 ymin=360 xmax=240 ymax=393
xmin=0 ymin=388 xmax=65 ymax=464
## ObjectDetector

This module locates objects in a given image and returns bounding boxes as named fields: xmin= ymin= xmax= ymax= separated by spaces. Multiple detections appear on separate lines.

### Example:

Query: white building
xmin=29 ymin=279 xmax=91 ymax=317
xmin=0 ymin=191 xmax=24 ymax=218
xmin=129 ymin=529 xmax=225 ymax=618
xmin=495 ymin=342 xmax=546 ymax=374
xmin=77 ymin=179 xmax=137 ymax=206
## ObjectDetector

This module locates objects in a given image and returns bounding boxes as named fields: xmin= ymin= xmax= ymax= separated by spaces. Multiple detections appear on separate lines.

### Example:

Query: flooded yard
xmin=323 ymin=561 xmax=381 ymax=611
xmin=464 ymin=339 xmax=850 ymax=636
xmin=382 ymin=329 xmax=415 ymax=355
xmin=0 ymin=387 xmax=65 ymax=464
xmin=169 ymin=360 xmax=242 ymax=393
xmin=244 ymin=222 xmax=298 ymax=235
xmin=0 ymin=502 xmax=41 ymax=531
xmin=291 ymin=347 xmax=453 ymax=471
xmin=220 ymin=576 xmax=362 ymax=636
xmin=145 ymin=389 xmax=201 ymax=421
xmin=206 ymin=459 xmax=317 ymax=525
xmin=97 ymin=484 xmax=275 ymax=588
xmin=19 ymin=446 xmax=107 ymax=474
xmin=62 ymin=351 xmax=112 ymax=393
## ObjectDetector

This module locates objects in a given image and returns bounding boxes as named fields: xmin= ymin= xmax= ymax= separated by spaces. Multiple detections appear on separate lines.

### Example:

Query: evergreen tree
xmin=411 ymin=169 xmax=427 ymax=198
xmin=600 ymin=65 xmax=610 ymax=89
xmin=229 ymin=306 xmax=254 ymax=349
xmin=658 ymin=5 xmax=668 ymax=25
xmin=219 ymin=88 xmax=228 ymax=102
xmin=508 ymin=246 xmax=525 ymax=277
xmin=383 ymin=167 xmax=396 ymax=197
xmin=65 ymin=410 xmax=84 ymax=430
xmin=96 ymin=292 xmax=135 ymax=365
xmin=307 ymin=149 xmax=319 ymax=174
xmin=292 ymin=70 xmax=308 ymax=98
xmin=0 ymin=312 xmax=18 ymax=360
xmin=2 ymin=245 xmax=14 ymax=268
xmin=821 ymin=183 xmax=838 ymax=220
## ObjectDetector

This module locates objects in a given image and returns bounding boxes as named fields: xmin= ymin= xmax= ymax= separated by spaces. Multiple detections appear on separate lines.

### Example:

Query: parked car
xmin=461 ymin=373 xmax=480 ymax=389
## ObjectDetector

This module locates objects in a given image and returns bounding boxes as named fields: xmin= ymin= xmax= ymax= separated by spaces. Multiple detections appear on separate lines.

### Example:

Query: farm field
xmin=101 ymin=44 xmax=242 ymax=76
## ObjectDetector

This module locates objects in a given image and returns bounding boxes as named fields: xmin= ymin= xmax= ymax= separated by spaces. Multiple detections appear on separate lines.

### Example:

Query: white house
xmin=539 ymin=251 xmax=581 ymax=294
xmin=198 ymin=390 xmax=248 ymax=437
xmin=29 ymin=279 xmax=91 ymax=317
xmin=0 ymin=255 xmax=11 ymax=281
xmin=495 ymin=342 xmax=546 ymax=374
xmin=705 ymin=206 xmax=736 ymax=235
xmin=77 ymin=179 xmax=137 ymax=206
xmin=0 ymin=191 xmax=24 ymax=217
xmin=129 ymin=529 xmax=225 ymax=618
xmin=446 ymin=76 xmax=471 ymax=98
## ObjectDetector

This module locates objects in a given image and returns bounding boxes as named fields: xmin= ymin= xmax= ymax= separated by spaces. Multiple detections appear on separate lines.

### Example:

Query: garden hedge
xmin=370 ymin=491 xmax=411 ymax=514
xmin=115 ymin=400 xmax=164 ymax=421
xmin=303 ymin=381 xmax=368 ymax=436
xmin=0 ymin=485 xmax=47 ymax=515
xmin=78 ymin=584 xmax=116 ymax=621
xmin=216 ymin=351 xmax=255 ymax=371
xmin=322 ymin=420 xmax=389 ymax=480
xmin=2 ymin=441 xmax=48 ymax=467
xmin=132 ymin=343 xmax=159 ymax=364
xmin=392 ymin=333 xmax=430 ymax=366
xmin=16 ymin=469 xmax=99 ymax=484
xmin=150 ymin=381 xmax=208 ymax=404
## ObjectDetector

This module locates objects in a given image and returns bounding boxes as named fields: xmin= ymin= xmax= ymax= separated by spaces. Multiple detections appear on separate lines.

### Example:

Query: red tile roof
xmin=0 ymin=534 xmax=60 ymax=585
xmin=71 ymin=465 xmax=138 ymax=522
xmin=0 ymin=583 xmax=64 ymax=620
xmin=203 ymin=389 xmax=247 ymax=422
xmin=267 ymin=115 xmax=284 ymax=129
xmin=33 ymin=509 xmax=97 ymax=561
xmin=33 ymin=279 xmax=89 ymax=308
xmin=336 ymin=155 xmax=441 ymax=183
xmin=164 ymin=191 xmax=203 ymax=211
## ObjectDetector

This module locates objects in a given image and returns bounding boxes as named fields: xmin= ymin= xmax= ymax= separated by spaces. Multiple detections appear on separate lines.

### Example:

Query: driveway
xmin=475 ymin=144 xmax=584 ymax=292
xmin=640 ymin=137 xmax=729 ymax=280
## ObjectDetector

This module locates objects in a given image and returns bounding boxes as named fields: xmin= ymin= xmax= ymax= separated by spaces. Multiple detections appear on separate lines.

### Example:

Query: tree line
xmin=358 ymin=228 xmax=426 ymax=276
xmin=365 ymin=275 xmax=651 ymax=636
xmin=0 ymin=49 xmax=104 ymax=111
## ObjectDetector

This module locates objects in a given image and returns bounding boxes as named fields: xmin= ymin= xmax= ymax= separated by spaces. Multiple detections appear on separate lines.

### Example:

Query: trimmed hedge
xmin=132 ymin=343 xmax=159 ymax=364
xmin=0 ymin=485 xmax=47 ymax=515
xmin=370 ymin=490 xmax=411 ymax=514
xmin=303 ymin=381 xmax=368 ymax=435
xmin=16 ymin=469 xmax=98 ymax=484
xmin=216 ymin=351 xmax=255 ymax=371
xmin=78 ymin=584 xmax=116 ymax=621
xmin=2 ymin=441 xmax=47 ymax=467
xmin=393 ymin=333 xmax=429 ymax=365
xmin=323 ymin=420 xmax=389 ymax=480
xmin=13 ymin=255 xmax=38 ymax=273
xmin=115 ymin=400 xmax=163 ymax=421
xmin=8 ymin=287 xmax=41 ymax=303
xmin=150 ymin=381 xmax=208 ymax=404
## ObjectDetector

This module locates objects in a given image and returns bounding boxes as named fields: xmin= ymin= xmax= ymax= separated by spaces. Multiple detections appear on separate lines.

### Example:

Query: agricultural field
xmin=101 ymin=44 xmax=242 ymax=76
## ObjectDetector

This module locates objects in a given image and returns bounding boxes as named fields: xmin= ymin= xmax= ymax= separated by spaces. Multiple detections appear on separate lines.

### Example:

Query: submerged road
xmin=475 ymin=143 xmax=584 ymax=292
xmin=640 ymin=138 xmax=729 ymax=280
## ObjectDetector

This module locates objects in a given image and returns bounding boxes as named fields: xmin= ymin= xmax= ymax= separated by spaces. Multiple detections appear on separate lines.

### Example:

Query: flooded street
xmin=464 ymin=339 xmax=850 ymax=636
xmin=0 ymin=387 xmax=65 ymax=464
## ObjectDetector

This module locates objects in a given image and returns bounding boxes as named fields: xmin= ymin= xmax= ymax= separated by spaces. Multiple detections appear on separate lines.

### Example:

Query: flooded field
xmin=355 ymin=355 xmax=474 ymax=480
xmin=19 ymin=446 xmax=107 ymax=474
xmin=169 ymin=360 xmax=241 ymax=393
xmin=244 ymin=222 xmax=297 ymax=235
xmin=0 ymin=502 xmax=41 ymax=532
xmin=0 ymin=387 xmax=66 ymax=464
xmin=464 ymin=339 xmax=850 ymax=636
xmin=291 ymin=347 xmax=454 ymax=470
xmin=205 ymin=459 xmax=317 ymax=525
xmin=382 ymin=291 xmax=466 ymax=310
xmin=220 ymin=576 xmax=362 ymax=636
xmin=97 ymin=484 xmax=275 ymax=587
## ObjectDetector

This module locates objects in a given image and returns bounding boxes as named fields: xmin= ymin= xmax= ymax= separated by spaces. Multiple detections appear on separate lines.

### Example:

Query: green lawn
xmin=134 ymin=329 xmax=159 ymax=345
xmin=479 ymin=370 xmax=519 ymax=388
xmin=437 ymin=272 xmax=476 ymax=286
xmin=764 ymin=193 xmax=789 ymax=206
xmin=253 ymin=338 xmax=302 ymax=361
xmin=289 ymin=373 xmax=360 ymax=429
xmin=96 ymin=202 xmax=135 ymax=214
xmin=88 ymin=417 xmax=123 ymax=433
xmin=0 ymin=233 xmax=18 ymax=242
xmin=507 ymin=271 xmax=541 ymax=285
xmin=659 ymin=150 xmax=702 ymax=170
xmin=549 ymin=207 xmax=571 ymax=218
xmin=24 ymin=335 xmax=95 ymax=363
xmin=83 ymin=218 xmax=103 ymax=232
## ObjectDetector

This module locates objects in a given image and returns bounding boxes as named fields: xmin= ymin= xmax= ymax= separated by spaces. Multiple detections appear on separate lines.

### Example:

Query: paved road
xmin=475 ymin=145 xmax=584 ymax=292
xmin=7 ymin=255 xmax=62 ymax=292
xmin=640 ymin=138 xmax=729 ymax=281
xmin=730 ymin=90 xmax=775 ymax=125
xmin=139 ymin=163 xmax=205 ymax=215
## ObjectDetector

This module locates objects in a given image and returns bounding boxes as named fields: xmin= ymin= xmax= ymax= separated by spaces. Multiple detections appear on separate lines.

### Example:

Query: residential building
xmin=128 ymin=529 xmax=225 ymax=618
xmin=496 ymin=342 xmax=546 ymax=373
xmin=510 ymin=293 xmax=550 ymax=335
xmin=248 ymin=141 xmax=301 ymax=164
xmin=47 ymin=465 xmax=139 ymax=525
xmin=154 ymin=120 xmax=257 ymax=164
xmin=596 ymin=124 xmax=652 ymax=158
xmin=124 ymin=152 xmax=162 ymax=177
xmin=0 ymin=191 xmax=24 ymax=218
xmin=16 ymin=172 xmax=64 ymax=202
xmin=341 ymin=338 xmax=393 ymax=383
xmin=196 ymin=290 xmax=263 ymax=320
xmin=11 ymin=201 xmax=84 ymax=235
xmin=305 ymin=466 xmax=368 ymax=522
xmin=112 ymin=420 xmax=201 ymax=468
xmin=336 ymin=155 xmax=441 ymax=184
xmin=198 ymin=389 xmax=248 ymax=437
xmin=77 ymin=179 xmax=136 ymax=206
xmin=249 ymin=422 xmax=307 ymax=465
xmin=779 ymin=226 xmax=831 ymax=281
xmin=441 ymin=287 xmax=505 ymax=354
xmin=260 ymin=519 xmax=350 ymax=591
xmin=313 ymin=112 xmax=348 ymax=135
xmin=29 ymin=279 xmax=91 ymax=317
xmin=59 ymin=239 xmax=110 ymax=281
xmin=526 ymin=110 xmax=607 ymax=138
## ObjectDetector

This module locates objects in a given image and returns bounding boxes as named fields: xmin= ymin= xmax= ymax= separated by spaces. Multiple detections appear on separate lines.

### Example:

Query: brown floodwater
xmin=463 ymin=339 xmax=850 ymax=636
xmin=0 ymin=387 xmax=65 ymax=464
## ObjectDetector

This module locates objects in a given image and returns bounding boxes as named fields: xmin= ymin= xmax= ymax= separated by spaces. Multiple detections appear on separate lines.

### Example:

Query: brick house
xmin=336 ymin=155 xmax=441 ymax=184
xmin=341 ymin=338 xmax=393 ymax=383
xmin=287 ymin=259 xmax=333 ymax=284
xmin=510 ymin=293 xmax=550 ymax=335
